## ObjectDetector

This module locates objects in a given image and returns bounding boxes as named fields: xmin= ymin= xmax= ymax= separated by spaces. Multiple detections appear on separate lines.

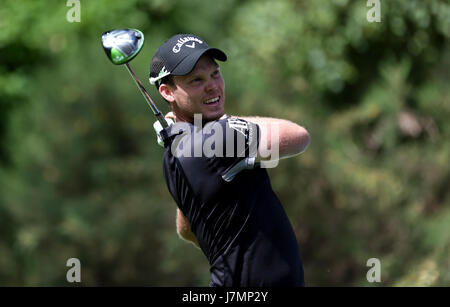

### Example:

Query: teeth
xmin=204 ymin=97 xmax=219 ymax=104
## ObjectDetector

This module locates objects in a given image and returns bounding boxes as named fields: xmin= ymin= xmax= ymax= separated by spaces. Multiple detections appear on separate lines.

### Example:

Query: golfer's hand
xmin=153 ymin=115 xmax=174 ymax=147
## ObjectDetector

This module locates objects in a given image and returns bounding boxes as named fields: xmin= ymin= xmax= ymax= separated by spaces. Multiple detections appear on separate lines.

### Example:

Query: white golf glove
xmin=153 ymin=118 xmax=174 ymax=147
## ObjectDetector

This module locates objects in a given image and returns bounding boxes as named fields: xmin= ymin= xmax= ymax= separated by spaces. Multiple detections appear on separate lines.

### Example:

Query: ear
xmin=159 ymin=83 xmax=176 ymax=103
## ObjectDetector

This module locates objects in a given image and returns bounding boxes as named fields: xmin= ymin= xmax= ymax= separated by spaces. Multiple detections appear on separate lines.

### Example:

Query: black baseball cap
xmin=149 ymin=34 xmax=227 ymax=89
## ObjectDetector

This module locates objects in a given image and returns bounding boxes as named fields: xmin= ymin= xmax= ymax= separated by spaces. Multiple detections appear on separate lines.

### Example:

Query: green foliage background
xmin=0 ymin=0 xmax=448 ymax=286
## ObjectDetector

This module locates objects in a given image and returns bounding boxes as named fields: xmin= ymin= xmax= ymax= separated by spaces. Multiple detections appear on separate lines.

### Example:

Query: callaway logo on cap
xmin=149 ymin=34 xmax=227 ymax=88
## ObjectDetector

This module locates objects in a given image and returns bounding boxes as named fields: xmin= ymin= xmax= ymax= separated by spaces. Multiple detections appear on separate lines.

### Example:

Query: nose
xmin=205 ymin=77 xmax=219 ymax=93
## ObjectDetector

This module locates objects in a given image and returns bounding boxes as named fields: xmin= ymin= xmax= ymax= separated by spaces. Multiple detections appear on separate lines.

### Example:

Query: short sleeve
xmin=202 ymin=117 xmax=260 ymax=161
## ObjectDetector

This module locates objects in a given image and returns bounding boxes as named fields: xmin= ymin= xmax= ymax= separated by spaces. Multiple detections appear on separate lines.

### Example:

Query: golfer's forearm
xmin=238 ymin=116 xmax=310 ymax=159
xmin=176 ymin=209 xmax=200 ymax=248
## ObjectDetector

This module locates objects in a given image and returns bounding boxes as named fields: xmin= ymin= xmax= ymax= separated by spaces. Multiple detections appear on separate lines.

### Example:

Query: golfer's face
xmin=171 ymin=55 xmax=225 ymax=122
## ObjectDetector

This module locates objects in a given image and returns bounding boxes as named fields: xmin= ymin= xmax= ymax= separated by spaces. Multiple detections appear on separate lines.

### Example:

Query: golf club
xmin=101 ymin=28 xmax=168 ymax=128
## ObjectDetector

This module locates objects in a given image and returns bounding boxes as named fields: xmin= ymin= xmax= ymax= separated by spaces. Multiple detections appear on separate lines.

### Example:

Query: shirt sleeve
xmin=203 ymin=117 xmax=259 ymax=159
xmin=169 ymin=117 xmax=261 ymax=192
xmin=200 ymin=117 xmax=260 ymax=180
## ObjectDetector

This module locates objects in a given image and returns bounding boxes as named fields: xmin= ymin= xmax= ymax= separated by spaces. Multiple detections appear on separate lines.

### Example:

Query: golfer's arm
xmin=176 ymin=209 xmax=200 ymax=248
xmin=239 ymin=116 xmax=310 ymax=160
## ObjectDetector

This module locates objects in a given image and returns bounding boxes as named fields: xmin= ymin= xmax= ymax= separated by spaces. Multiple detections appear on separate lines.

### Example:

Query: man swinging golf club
xmin=150 ymin=34 xmax=310 ymax=287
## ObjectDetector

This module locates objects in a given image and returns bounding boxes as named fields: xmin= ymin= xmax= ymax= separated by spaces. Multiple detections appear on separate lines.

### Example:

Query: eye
xmin=212 ymin=70 xmax=220 ymax=78
xmin=190 ymin=77 xmax=202 ymax=84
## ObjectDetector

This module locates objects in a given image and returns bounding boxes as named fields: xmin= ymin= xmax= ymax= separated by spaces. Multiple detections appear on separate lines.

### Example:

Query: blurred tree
xmin=0 ymin=0 xmax=448 ymax=286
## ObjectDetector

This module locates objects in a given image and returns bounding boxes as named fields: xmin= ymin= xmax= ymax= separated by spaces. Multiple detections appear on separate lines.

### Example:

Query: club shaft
xmin=125 ymin=63 xmax=168 ymax=128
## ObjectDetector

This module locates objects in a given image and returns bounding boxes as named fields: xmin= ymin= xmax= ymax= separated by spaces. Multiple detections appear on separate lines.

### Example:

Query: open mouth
xmin=204 ymin=96 xmax=220 ymax=105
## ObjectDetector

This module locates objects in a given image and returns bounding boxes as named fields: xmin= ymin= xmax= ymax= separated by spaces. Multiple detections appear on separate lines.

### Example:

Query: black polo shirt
xmin=162 ymin=117 xmax=304 ymax=286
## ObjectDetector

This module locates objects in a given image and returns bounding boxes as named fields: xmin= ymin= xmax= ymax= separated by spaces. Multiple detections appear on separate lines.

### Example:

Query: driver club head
xmin=101 ymin=28 xmax=144 ymax=65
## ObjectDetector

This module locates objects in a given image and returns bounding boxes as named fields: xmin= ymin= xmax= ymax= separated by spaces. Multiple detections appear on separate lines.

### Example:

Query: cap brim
xmin=171 ymin=48 xmax=227 ymax=76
